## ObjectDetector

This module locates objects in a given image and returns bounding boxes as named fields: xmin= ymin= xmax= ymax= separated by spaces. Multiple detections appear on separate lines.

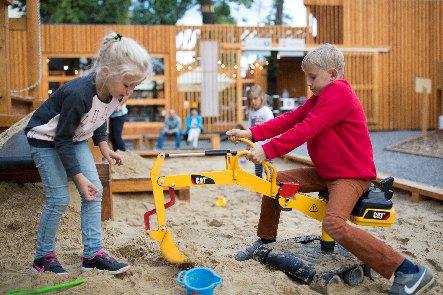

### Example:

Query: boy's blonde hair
xmin=246 ymin=84 xmax=267 ymax=109
xmin=302 ymin=43 xmax=345 ymax=76
xmin=89 ymin=32 xmax=152 ymax=80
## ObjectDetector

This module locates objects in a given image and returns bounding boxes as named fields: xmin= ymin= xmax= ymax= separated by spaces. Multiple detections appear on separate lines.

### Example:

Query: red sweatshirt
xmin=250 ymin=80 xmax=376 ymax=180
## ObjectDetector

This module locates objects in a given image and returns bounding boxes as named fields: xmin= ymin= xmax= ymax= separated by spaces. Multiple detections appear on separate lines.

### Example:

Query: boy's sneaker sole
xmin=414 ymin=277 xmax=435 ymax=295
xmin=82 ymin=265 xmax=130 ymax=275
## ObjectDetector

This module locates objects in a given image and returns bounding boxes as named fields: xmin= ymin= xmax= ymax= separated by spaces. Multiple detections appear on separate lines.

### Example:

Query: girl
xmin=246 ymin=85 xmax=274 ymax=178
xmin=25 ymin=32 xmax=151 ymax=275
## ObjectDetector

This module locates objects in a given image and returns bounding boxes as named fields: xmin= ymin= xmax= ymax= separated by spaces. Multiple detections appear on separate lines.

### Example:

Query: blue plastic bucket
xmin=176 ymin=267 xmax=222 ymax=295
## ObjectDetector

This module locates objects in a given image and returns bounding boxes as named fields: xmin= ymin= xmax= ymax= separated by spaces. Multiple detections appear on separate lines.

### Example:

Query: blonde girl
xmin=246 ymin=84 xmax=274 ymax=177
xmin=25 ymin=32 xmax=151 ymax=274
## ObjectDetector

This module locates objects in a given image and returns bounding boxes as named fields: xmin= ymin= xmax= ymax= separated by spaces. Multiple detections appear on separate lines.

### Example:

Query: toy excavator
xmin=144 ymin=138 xmax=396 ymax=293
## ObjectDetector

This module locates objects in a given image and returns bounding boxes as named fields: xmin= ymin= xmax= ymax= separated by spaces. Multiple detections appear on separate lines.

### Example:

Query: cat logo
xmin=373 ymin=211 xmax=386 ymax=219
xmin=191 ymin=174 xmax=215 ymax=185
xmin=309 ymin=204 xmax=319 ymax=212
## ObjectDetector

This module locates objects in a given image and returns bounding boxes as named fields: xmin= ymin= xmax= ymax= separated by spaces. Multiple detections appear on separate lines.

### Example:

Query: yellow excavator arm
xmin=145 ymin=138 xmax=395 ymax=263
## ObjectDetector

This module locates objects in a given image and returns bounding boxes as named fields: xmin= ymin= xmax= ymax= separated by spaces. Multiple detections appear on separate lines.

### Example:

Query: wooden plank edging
xmin=283 ymin=154 xmax=443 ymax=202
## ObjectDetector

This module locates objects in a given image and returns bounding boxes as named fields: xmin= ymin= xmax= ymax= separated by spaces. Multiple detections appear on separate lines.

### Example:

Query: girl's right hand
xmin=226 ymin=129 xmax=252 ymax=140
xmin=73 ymin=174 xmax=98 ymax=201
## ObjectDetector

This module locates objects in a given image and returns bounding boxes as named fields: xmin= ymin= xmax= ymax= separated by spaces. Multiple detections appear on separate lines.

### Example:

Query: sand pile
xmin=0 ymin=153 xmax=442 ymax=294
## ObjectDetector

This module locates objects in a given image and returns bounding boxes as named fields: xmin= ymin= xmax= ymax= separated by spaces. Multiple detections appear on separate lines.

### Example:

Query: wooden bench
xmin=122 ymin=134 xmax=143 ymax=150
xmin=143 ymin=132 xmax=221 ymax=150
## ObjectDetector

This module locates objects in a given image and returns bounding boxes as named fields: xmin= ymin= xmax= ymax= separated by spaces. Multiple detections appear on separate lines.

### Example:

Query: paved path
xmin=287 ymin=131 xmax=442 ymax=188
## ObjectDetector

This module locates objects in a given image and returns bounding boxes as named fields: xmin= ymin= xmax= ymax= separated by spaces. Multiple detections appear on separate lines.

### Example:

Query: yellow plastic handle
xmin=229 ymin=136 xmax=255 ymax=147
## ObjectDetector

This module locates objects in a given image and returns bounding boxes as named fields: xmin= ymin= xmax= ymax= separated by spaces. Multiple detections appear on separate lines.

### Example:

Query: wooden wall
xmin=6 ymin=4 xmax=442 ymax=132
xmin=305 ymin=0 xmax=443 ymax=130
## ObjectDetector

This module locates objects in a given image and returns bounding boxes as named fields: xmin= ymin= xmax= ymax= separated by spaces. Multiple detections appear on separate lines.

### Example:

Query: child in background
xmin=226 ymin=44 xmax=434 ymax=294
xmin=185 ymin=108 xmax=203 ymax=149
xmin=246 ymin=85 xmax=274 ymax=178
xmin=25 ymin=32 xmax=151 ymax=275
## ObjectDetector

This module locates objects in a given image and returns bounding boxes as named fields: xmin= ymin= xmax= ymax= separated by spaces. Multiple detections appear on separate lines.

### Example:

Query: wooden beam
xmin=26 ymin=0 xmax=39 ymax=106
xmin=283 ymin=154 xmax=443 ymax=202
xmin=0 ymin=114 xmax=22 ymax=127
xmin=9 ymin=18 xmax=26 ymax=31
xmin=96 ymin=162 xmax=113 ymax=221
xmin=0 ymin=2 xmax=11 ymax=114
xmin=0 ymin=162 xmax=113 ymax=221
xmin=112 ymin=177 xmax=191 ymax=200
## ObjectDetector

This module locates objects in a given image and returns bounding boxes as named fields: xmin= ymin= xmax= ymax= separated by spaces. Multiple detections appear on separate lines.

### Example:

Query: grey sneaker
xmin=389 ymin=265 xmax=434 ymax=294
xmin=235 ymin=239 xmax=264 ymax=261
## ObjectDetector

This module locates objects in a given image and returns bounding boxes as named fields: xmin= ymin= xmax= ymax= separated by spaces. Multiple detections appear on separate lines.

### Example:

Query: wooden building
xmin=1 ymin=0 xmax=442 ymax=135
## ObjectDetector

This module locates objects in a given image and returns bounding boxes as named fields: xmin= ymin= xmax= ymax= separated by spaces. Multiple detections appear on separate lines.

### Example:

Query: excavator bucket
xmin=148 ymin=229 xmax=188 ymax=264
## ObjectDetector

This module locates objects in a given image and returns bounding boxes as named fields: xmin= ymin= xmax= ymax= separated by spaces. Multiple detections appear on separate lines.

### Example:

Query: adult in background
xmin=184 ymin=108 xmax=203 ymax=149
xmin=109 ymin=103 xmax=128 ymax=151
xmin=156 ymin=109 xmax=181 ymax=150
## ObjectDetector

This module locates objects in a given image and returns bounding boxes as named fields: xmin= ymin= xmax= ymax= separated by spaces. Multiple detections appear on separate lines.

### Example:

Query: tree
xmin=199 ymin=0 xmax=253 ymax=24
xmin=131 ymin=0 xmax=194 ymax=25
xmin=12 ymin=0 xmax=131 ymax=24
xmin=267 ymin=0 xmax=286 ymax=96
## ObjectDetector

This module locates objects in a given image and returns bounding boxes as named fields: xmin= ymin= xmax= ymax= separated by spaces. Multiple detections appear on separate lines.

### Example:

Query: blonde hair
xmin=246 ymin=84 xmax=267 ymax=109
xmin=88 ymin=32 xmax=152 ymax=80
xmin=302 ymin=43 xmax=345 ymax=76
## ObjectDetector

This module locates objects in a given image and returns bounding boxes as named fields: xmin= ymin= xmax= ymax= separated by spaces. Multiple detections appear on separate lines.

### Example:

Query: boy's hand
xmin=226 ymin=129 xmax=252 ymax=141
xmin=99 ymin=141 xmax=124 ymax=165
xmin=73 ymin=173 xmax=98 ymax=201
xmin=247 ymin=145 xmax=267 ymax=164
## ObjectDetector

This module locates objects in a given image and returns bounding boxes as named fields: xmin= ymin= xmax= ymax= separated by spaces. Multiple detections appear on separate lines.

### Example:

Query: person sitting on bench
xmin=157 ymin=109 xmax=181 ymax=150
xmin=184 ymin=108 xmax=203 ymax=149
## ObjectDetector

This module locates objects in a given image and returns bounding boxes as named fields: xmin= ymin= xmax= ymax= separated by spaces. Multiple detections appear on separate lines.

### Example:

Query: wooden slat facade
xmin=3 ymin=0 xmax=442 ymax=132
xmin=305 ymin=0 xmax=443 ymax=130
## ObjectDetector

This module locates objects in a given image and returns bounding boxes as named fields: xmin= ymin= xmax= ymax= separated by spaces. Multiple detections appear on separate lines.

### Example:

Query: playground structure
xmin=144 ymin=138 xmax=396 ymax=292
xmin=0 ymin=0 xmax=442 ymax=135
xmin=0 ymin=0 xmax=442 ymax=215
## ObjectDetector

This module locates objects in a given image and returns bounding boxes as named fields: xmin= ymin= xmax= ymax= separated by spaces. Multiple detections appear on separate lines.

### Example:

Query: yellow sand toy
xmin=144 ymin=138 xmax=396 ymax=290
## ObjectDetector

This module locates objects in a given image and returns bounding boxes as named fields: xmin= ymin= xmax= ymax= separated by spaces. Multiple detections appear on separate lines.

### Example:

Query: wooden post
xmin=421 ymin=88 xmax=429 ymax=138
xmin=0 ymin=1 xmax=11 ymax=115
xmin=415 ymin=78 xmax=431 ymax=137
xmin=26 ymin=0 xmax=39 ymax=108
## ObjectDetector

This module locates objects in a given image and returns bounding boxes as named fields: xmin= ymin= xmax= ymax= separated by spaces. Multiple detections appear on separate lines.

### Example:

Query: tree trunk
xmin=267 ymin=0 xmax=284 ymax=96
xmin=200 ymin=0 xmax=214 ymax=24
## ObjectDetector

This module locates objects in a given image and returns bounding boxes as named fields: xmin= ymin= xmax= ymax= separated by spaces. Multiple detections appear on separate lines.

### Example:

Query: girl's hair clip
xmin=114 ymin=33 xmax=122 ymax=41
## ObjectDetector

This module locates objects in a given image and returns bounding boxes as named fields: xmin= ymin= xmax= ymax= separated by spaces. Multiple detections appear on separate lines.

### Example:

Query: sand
xmin=0 ymin=151 xmax=442 ymax=294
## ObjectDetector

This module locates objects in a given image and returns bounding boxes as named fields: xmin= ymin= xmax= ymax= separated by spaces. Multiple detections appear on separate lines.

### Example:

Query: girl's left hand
xmin=247 ymin=145 xmax=267 ymax=163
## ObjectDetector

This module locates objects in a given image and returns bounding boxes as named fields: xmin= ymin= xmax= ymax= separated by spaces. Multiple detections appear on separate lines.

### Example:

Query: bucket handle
xmin=177 ymin=270 xmax=187 ymax=286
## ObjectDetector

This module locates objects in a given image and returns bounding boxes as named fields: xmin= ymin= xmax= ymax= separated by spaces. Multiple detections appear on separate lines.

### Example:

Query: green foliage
xmin=12 ymin=0 xmax=131 ymax=24
xmin=131 ymin=0 xmax=195 ymax=25
xmin=214 ymin=1 xmax=235 ymax=24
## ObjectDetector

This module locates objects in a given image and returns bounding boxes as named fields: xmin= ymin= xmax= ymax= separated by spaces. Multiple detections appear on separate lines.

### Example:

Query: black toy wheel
xmin=342 ymin=266 xmax=364 ymax=286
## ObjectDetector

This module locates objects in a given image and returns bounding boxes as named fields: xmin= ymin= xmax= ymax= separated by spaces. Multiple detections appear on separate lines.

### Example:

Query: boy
xmin=226 ymin=44 xmax=434 ymax=294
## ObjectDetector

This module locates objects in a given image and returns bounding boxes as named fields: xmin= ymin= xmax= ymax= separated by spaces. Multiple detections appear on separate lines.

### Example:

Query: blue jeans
xmin=31 ymin=140 xmax=103 ymax=259
xmin=156 ymin=130 xmax=181 ymax=149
